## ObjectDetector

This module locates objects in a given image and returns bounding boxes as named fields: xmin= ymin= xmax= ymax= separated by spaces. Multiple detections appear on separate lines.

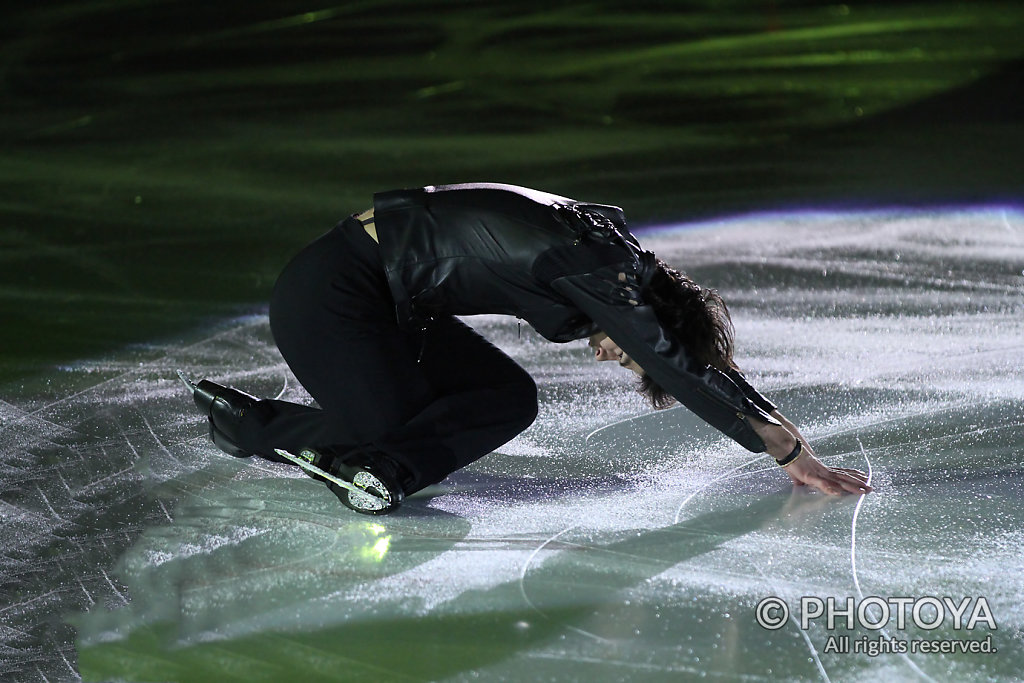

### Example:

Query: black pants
xmin=236 ymin=216 xmax=538 ymax=494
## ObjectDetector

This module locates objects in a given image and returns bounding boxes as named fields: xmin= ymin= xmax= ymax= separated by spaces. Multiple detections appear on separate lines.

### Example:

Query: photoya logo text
xmin=755 ymin=596 xmax=997 ymax=631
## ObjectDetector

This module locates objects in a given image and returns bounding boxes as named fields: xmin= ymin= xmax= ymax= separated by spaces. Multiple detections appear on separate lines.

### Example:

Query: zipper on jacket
xmin=417 ymin=316 xmax=434 ymax=363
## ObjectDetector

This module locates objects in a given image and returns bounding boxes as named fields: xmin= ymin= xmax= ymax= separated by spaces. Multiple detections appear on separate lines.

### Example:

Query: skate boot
xmin=177 ymin=371 xmax=258 ymax=458
xmin=277 ymin=446 xmax=407 ymax=515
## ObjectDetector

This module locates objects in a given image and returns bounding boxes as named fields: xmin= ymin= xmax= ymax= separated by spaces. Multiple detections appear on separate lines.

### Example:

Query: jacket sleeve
xmin=549 ymin=259 xmax=779 ymax=453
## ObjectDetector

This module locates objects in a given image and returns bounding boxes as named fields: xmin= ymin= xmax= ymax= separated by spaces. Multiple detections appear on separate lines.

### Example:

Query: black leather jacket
xmin=373 ymin=183 xmax=779 ymax=452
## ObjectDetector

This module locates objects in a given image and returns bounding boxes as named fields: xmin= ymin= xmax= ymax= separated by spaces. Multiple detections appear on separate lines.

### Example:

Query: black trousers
xmin=236 ymin=216 xmax=538 ymax=494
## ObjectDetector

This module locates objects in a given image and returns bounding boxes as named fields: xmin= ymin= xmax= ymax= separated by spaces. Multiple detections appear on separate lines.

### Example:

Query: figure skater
xmin=181 ymin=183 xmax=871 ymax=514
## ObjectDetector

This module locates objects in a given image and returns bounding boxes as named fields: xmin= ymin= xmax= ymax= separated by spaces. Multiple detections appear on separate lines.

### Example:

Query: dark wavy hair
xmin=638 ymin=259 xmax=737 ymax=409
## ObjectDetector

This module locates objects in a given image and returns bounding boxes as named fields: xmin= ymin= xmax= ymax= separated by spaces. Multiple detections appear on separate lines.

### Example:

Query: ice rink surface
xmin=2 ymin=208 xmax=1023 ymax=682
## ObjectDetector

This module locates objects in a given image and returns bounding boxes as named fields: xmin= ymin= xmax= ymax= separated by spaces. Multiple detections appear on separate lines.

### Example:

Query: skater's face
xmin=588 ymin=333 xmax=645 ymax=376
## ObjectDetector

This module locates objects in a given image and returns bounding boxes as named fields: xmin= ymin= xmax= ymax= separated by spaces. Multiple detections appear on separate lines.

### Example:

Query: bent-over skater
xmin=182 ymin=183 xmax=871 ymax=514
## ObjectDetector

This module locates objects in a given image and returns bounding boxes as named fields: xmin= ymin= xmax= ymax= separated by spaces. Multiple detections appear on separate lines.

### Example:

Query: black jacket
xmin=373 ymin=183 xmax=779 ymax=452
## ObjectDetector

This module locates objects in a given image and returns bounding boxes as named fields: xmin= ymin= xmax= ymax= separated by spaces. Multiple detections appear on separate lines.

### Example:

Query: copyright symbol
xmin=755 ymin=597 xmax=789 ymax=630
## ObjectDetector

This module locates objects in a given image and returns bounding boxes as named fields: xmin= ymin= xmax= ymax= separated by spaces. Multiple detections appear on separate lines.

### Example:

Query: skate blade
xmin=176 ymin=369 xmax=198 ymax=393
xmin=273 ymin=448 xmax=386 ymax=502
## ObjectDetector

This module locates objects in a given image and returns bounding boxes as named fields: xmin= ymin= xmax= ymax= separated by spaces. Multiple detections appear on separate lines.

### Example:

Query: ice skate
xmin=177 ymin=370 xmax=258 ymax=458
xmin=274 ymin=447 xmax=405 ymax=515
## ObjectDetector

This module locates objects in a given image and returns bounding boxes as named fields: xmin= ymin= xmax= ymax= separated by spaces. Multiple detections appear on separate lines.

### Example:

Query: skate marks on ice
xmin=75 ymin=209 xmax=1024 ymax=681
xmin=2 ymin=208 xmax=1023 ymax=681
xmin=0 ymin=318 xmax=302 ymax=681
xmin=514 ymin=394 xmax=1023 ymax=682
xmin=514 ymin=208 xmax=1024 ymax=681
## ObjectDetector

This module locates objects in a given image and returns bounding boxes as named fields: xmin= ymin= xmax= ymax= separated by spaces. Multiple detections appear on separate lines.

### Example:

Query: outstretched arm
xmin=551 ymin=265 xmax=779 ymax=452
xmin=545 ymin=251 xmax=873 ymax=496
xmin=749 ymin=411 xmax=872 ymax=496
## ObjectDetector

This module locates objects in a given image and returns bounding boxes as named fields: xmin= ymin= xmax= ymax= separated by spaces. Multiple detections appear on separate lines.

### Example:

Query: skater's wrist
xmin=749 ymin=419 xmax=799 ymax=459
xmin=774 ymin=440 xmax=803 ymax=467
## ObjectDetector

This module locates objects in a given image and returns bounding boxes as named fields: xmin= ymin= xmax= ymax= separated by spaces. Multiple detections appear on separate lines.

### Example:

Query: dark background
xmin=2 ymin=0 xmax=1022 ymax=384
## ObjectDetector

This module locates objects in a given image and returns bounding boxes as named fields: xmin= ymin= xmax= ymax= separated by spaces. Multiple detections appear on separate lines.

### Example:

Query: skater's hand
xmin=782 ymin=449 xmax=872 ymax=496
xmin=750 ymin=416 xmax=872 ymax=496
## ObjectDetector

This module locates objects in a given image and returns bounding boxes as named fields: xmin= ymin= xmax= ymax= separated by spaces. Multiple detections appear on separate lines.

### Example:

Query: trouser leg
xmin=236 ymin=219 xmax=537 ymax=494
xmin=373 ymin=315 xmax=538 ymax=489
xmin=242 ymin=315 xmax=537 ymax=494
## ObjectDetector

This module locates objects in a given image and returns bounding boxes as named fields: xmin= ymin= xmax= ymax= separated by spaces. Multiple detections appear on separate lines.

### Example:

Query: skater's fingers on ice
xmin=832 ymin=467 xmax=870 ymax=483
xmin=798 ymin=466 xmax=849 ymax=496
xmin=811 ymin=476 xmax=845 ymax=496
xmin=833 ymin=466 xmax=867 ymax=476
xmin=787 ymin=466 xmax=838 ymax=496
xmin=789 ymin=454 xmax=871 ymax=495
xmin=828 ymin=470 xmax=873 ymax=494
